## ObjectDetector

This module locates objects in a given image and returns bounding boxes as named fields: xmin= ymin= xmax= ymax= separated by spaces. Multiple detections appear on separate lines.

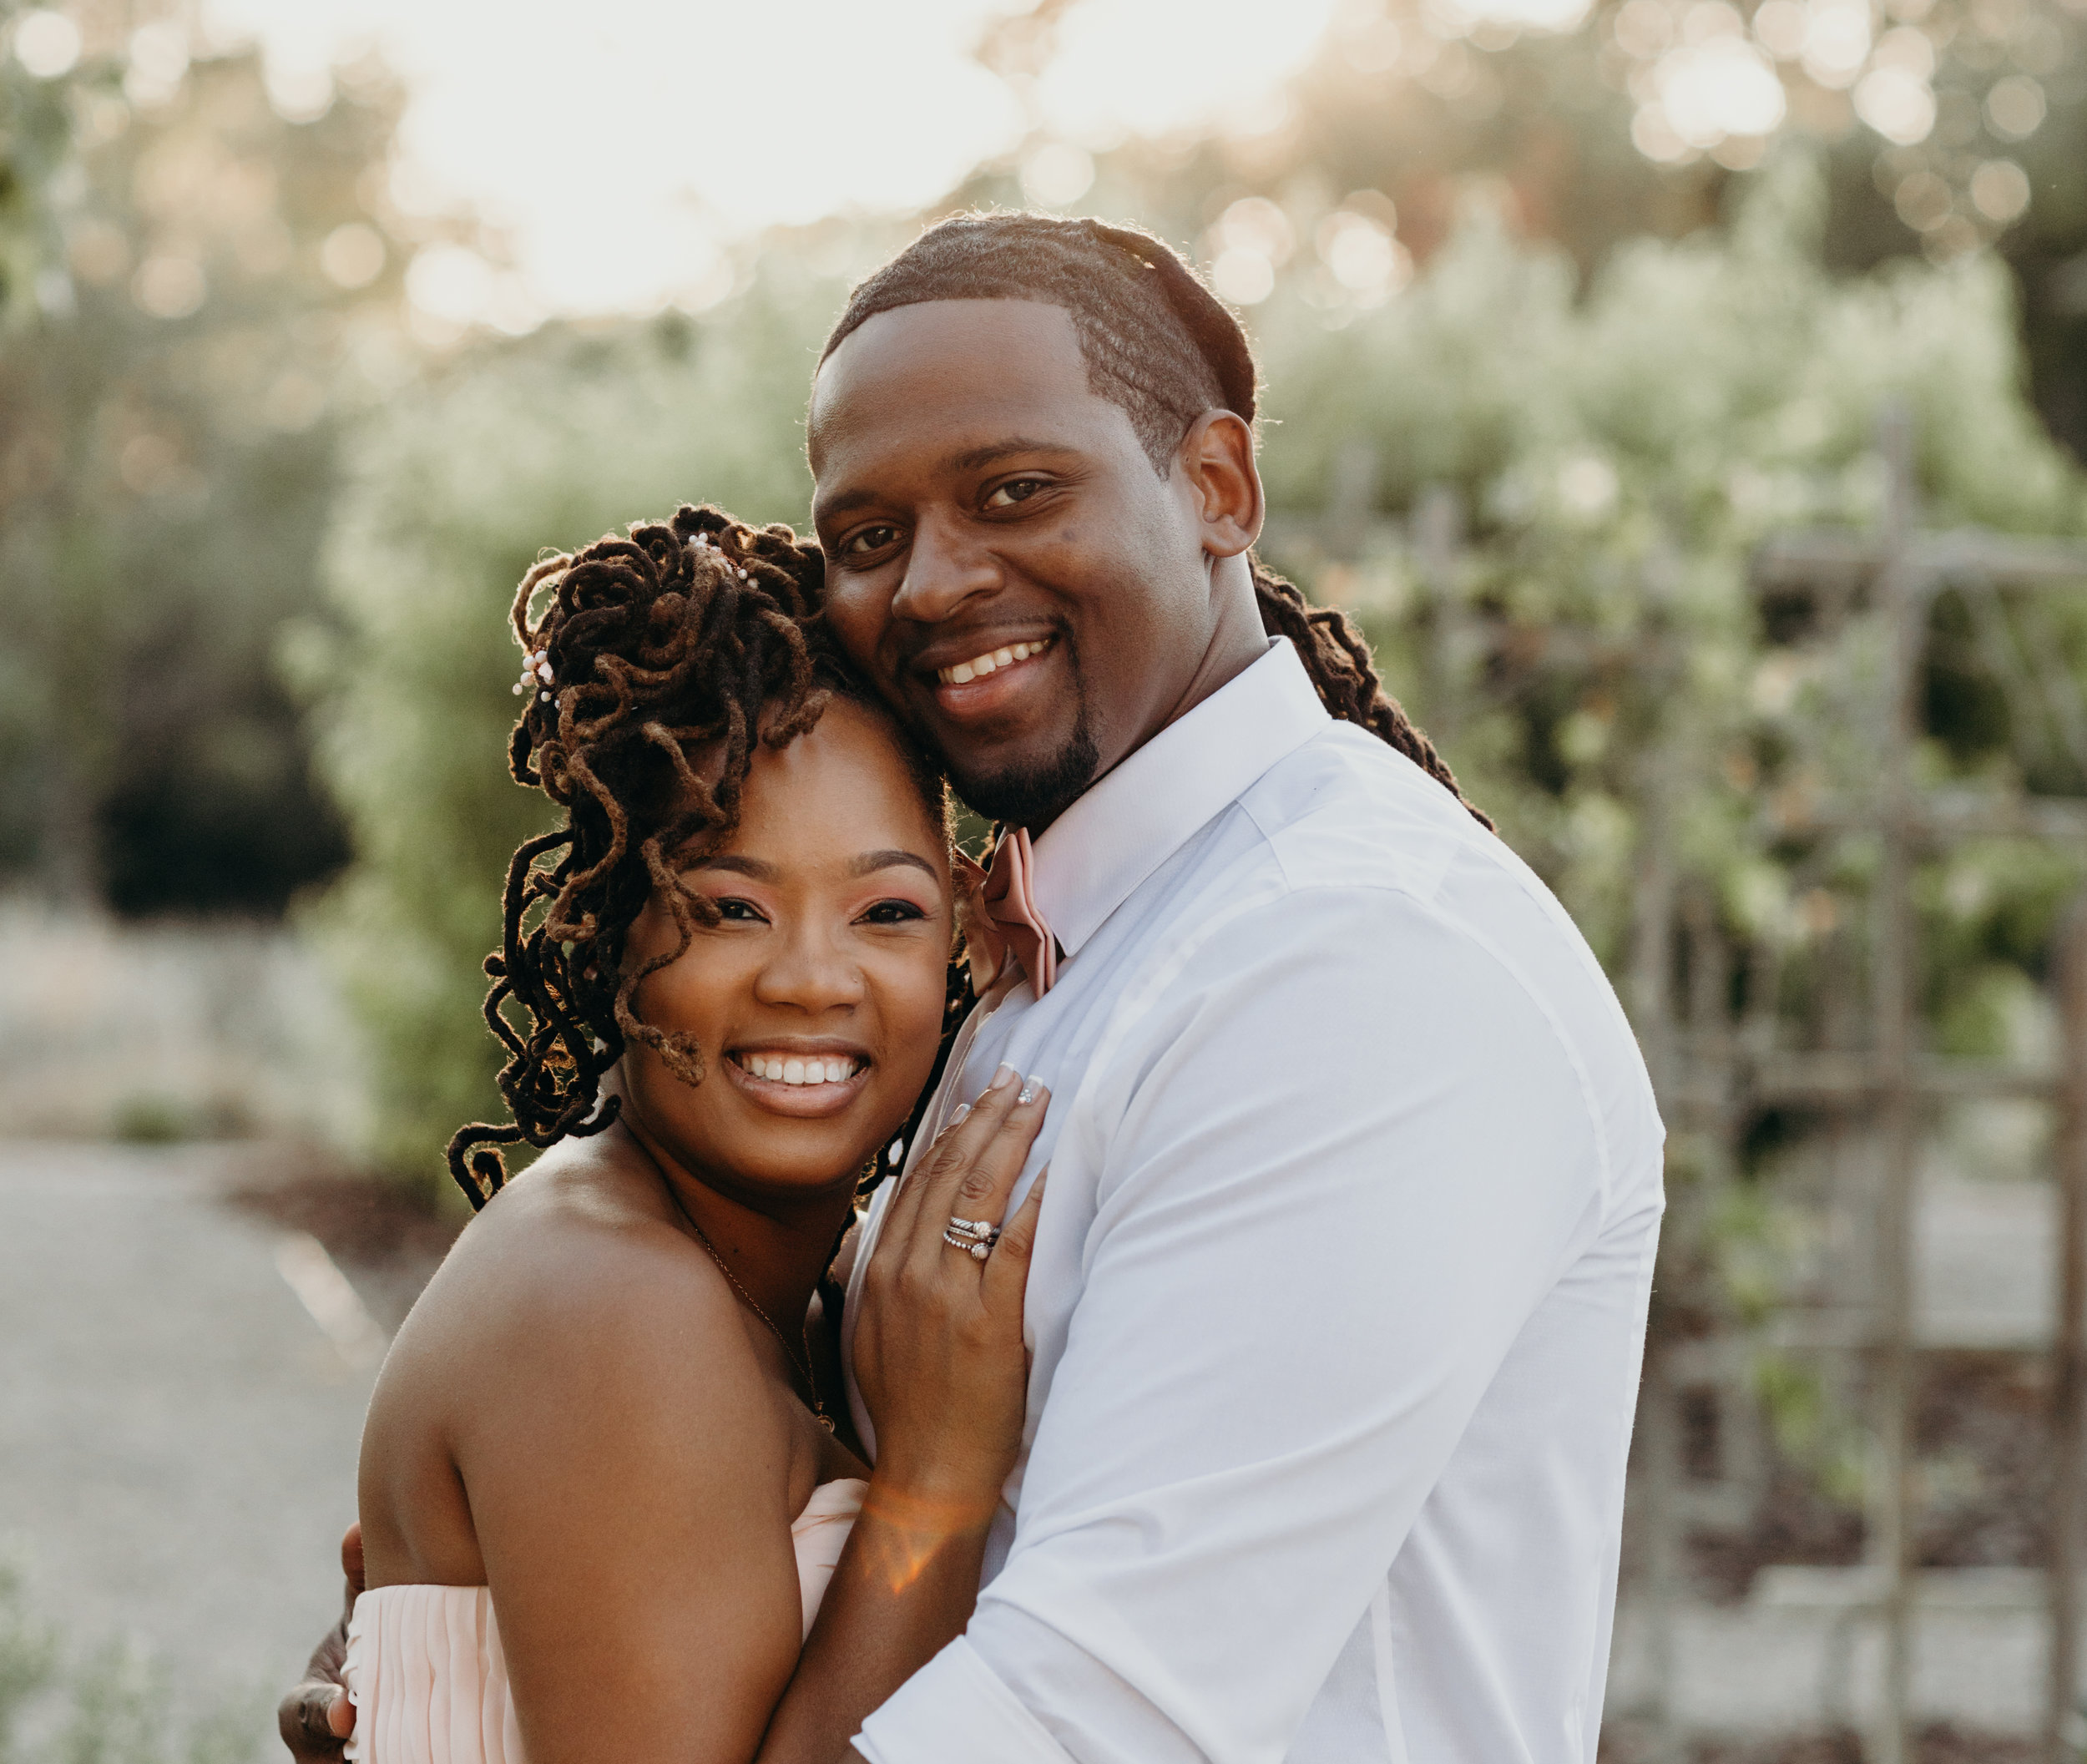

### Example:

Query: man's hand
xmin=275 ymin=1523 xmax=362 ymax=1760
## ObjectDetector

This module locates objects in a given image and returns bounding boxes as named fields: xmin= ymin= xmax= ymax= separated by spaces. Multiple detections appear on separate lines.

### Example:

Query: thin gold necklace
xmin=654 ymin=1167 xmax=833 ymax=1433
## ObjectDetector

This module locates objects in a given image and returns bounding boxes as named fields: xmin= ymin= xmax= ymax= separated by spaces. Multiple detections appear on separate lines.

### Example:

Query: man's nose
xmin=752 ymin=920 xmax=867 ymax=1013
xmin=891 ymin=510 xmax=999 ymax=624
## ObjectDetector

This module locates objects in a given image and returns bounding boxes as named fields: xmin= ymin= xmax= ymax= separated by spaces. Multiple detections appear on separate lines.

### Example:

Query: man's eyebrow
xmin=944 ymin=437 xmax=1080 ymax=472
xmin=690 ymin=853 xmax=779 ymax=880
xmin=851 ymin=849 xmax=941 ymax=882
xmin=815 ymin=486 xmax=882 ymax=522
xmin=814 ymin=440 xmax=1082 ymax=525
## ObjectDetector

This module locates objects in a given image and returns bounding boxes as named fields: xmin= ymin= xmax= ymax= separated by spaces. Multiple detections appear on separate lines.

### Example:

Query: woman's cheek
xmin=901 ymin=948 xmax=955 ymax=1084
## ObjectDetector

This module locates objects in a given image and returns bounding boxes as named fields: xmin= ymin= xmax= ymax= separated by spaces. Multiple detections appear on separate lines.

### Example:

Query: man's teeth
xmin=738 ymin=1054 xmax=861 ymax=1086
xmin=939 ymin=639 xmax=1048 ymax=686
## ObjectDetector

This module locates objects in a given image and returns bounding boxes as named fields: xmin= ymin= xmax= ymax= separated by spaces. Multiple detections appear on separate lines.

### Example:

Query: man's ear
xmin=1177 ymin=410 xmax=1263 ymax=561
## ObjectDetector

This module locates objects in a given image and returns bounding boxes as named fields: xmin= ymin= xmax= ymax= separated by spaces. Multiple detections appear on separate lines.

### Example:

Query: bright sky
xmin=197 ymin=0 xmax=1346 ymax=320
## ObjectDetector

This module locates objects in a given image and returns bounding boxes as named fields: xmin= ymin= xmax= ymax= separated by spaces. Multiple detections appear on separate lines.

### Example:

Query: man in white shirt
xmin=284 ymin=213 xmax=1661 ymax=1761
xmin=807 ymin=215 xmax=1665 ymax=1762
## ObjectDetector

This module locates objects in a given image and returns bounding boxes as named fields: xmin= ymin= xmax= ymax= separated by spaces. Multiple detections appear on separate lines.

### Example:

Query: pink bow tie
xmin=953 ymin=826 xmax=1059 ymax=997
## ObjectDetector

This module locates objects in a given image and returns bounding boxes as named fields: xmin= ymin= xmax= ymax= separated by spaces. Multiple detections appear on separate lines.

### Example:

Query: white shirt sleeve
xmin=855 ymin=887 xmax=1620 ymax=1764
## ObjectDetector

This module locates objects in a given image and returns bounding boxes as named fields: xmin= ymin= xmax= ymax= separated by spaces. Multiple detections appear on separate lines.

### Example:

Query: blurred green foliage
xmin=0 ymin=1564 xmax=257 ymax=1764
xmin=0 ymin=14 xmax=415 ymax=912
xmin=0 ymin=1 xmax=87 ymax=330
xmin=1256 ymin=159 xmax=2085 ymax=965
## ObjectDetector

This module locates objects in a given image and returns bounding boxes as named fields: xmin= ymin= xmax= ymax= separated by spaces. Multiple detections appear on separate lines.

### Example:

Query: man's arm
xmin=855 ymin=890 xmax=1641 ymax=1764
xmin=275 ymin=1524 xmax=361 ymax=1760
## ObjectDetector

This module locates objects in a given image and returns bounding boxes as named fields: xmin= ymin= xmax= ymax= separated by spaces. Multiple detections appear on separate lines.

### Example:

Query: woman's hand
xmin=751 ymin=1068 xmax=1048 ymax=1764
xmin=851 ymin=1064 xmax=1048 ymax=1520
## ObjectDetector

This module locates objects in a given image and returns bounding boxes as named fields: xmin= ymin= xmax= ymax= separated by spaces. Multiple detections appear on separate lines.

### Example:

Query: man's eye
xmin=983 ymin=478 xmax=1048 ymax=510
xmin=860 ymin=900 xmax=927 ymax=925
xmin=714 ymin=897 xmax=767 ymax=922
xmin=843 ymin=524 xmax=901 ymax=556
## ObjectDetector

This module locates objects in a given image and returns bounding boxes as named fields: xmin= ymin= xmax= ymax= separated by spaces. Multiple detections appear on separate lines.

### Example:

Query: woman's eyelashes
xmin=857 ymin=898 xmax=929 ymax=926
xmin=705 ymin=894 xmax=933 ymax=928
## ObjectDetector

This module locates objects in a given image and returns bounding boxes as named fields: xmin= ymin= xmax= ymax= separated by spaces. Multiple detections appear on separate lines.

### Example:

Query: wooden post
xmin=1412 ymin=484 xmax=1463 ymax=744
xmin=1628 ymin=563 xmax=1682 ymax=1758
xmin=2049 ymin=897 xmax=2087 ymax=1762
xmin=1869 ymin=404 xmax=1923 ymax=1764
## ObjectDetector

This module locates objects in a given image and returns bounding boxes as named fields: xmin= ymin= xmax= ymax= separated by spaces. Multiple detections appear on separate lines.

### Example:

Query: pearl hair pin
xmin=513 ymin=646 xmax=553 ymax=699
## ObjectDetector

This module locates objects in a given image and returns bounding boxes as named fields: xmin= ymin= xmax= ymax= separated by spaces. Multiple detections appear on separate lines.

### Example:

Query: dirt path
xmin=0 ymin=1140 xmax=378 ymax=1727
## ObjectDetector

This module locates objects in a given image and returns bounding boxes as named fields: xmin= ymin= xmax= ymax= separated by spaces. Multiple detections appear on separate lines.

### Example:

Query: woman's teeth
xmin=736 ymin=1053 xmax=861 ymax=1087
xmin=938 ymin=638 xmax=1049 ymax=686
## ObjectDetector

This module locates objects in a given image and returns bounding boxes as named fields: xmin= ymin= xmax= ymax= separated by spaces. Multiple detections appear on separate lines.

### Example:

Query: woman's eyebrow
xmin=851 ymin=849 xmax=940 ymax=880
xmin=691 ymin=853 xmax=779 ymax=880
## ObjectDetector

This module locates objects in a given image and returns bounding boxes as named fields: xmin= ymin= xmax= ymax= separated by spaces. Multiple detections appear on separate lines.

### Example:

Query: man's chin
xmin=948 ymin=728 xmax=1100 ymax=833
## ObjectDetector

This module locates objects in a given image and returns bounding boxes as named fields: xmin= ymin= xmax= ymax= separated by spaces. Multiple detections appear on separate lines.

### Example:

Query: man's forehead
xmin=808 ymin=299 xmax=1096 ymax=467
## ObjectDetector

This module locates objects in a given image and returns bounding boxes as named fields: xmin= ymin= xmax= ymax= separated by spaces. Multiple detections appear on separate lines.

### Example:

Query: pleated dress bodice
xmin=343 ymin=1477 xmax=867 ymax=1764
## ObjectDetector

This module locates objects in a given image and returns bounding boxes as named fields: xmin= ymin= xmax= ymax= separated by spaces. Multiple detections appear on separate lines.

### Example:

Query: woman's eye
xmin=860 ymin=899 xmax=927 ymax=926
xmin=714 ymin=897 xmax=767 ymax=923
xmin=983 ymin=478 xmax=1048 ymax=510
xmin=843 ymin=524 xmax=901 ymax=557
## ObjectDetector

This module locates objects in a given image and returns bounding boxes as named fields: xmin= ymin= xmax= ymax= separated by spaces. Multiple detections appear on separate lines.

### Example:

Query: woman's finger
xmin=895 ymin=1064 xmax=1022 ymax=1248
xmin=931 ymin=1082 xmax=1047 ymax=1268
xmin=878 ymin=1064 xmax=1016 ymax=1253
xmin=978 ymin=1166 xmax=1046 ymax=1317
xmin=907 ymin=1077 xmax=1048 ymax=1288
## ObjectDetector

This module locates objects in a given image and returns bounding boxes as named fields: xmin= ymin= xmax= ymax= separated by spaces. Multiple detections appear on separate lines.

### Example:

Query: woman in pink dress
xmin=313 ymin=507 xmax=1044 ymax=1764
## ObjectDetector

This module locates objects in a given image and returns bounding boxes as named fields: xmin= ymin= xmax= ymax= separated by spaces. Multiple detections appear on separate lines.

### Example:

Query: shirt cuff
xmin=854 ymin=1635 xmax=1072 ymax=1764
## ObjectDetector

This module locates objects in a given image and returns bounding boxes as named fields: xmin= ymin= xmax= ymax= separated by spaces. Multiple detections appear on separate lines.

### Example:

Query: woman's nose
xmin=752 ymin=922 xmax=867 ymax=1012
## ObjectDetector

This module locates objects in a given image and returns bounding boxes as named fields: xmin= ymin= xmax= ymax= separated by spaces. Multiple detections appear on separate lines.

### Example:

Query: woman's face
xmin=618 ymin=697 xmax=953 ymax=1210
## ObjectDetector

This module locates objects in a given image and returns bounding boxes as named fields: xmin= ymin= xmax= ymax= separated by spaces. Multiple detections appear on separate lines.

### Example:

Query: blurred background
xmin=3 ymin=0 xmax=2086 ymax=1756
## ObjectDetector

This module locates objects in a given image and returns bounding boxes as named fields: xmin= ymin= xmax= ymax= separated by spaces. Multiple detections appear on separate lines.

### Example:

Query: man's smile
xmin=934 ymin=635 xmax=1053 ymax=686
xmin=911 ymin=632 xmax=1064 ymax=724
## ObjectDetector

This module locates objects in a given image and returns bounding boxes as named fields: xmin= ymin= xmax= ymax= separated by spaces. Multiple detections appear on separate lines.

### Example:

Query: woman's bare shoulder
xmin=385 ymin=1142 xmax=768 ymax=1418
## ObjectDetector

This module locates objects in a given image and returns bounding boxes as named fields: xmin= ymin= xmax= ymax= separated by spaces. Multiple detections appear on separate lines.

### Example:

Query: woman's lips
xmin=723 ymin=1050 xmax=869 ymax=1119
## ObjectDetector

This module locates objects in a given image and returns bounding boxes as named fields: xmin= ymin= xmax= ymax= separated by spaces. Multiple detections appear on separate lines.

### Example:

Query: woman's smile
xmin=724 ymin=1041 xmax=873 ymax=1118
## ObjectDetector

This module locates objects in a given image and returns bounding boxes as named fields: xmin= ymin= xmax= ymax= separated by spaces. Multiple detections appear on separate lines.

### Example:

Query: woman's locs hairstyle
xmin=445 ymin=506 xmax=832 ymax=1210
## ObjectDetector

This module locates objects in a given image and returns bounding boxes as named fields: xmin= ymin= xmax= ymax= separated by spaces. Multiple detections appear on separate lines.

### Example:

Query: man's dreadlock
xmin=447 ymin=503 xmax=968 ymax=1211
xmin=821 ymin=210 xmax=1491 ymax=831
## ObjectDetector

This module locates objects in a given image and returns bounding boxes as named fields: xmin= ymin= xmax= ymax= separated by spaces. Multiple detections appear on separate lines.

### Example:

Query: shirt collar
xmin=1028 ymin=637 xmax=1330 ymax=959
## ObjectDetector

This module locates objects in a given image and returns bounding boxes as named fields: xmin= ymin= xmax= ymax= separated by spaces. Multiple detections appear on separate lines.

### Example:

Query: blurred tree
xmin=0 ymin=7 xmax=417 ymax=913
xmin=965 ymin=0 xmax=2087 ymax=458
xmin=303 ymin=281 xmax=837 ymax=1184
xmin=0 ymin=2 xmax=98 ymax=329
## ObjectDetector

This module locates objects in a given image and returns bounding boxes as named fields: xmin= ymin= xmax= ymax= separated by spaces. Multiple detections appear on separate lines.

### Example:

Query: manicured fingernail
xmin=1018 ymin=1074 xmax=1044 ymax=1104
xmin=989 ymin=1064 xmax=1018 ymax=1091
xmin=949 ymin=1103 xmax=972 ymax=1127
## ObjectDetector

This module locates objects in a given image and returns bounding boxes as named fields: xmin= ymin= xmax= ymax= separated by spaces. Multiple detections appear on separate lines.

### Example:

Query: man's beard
xmin=949 ymin=707 xmax=1099 ymax=831
xmin=901 ymin=628 xmax=1101 ymax=831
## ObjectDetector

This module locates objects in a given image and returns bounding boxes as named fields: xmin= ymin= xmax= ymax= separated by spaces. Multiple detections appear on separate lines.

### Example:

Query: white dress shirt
xmin=842 ymin=638 xmax=1665 ymax=1764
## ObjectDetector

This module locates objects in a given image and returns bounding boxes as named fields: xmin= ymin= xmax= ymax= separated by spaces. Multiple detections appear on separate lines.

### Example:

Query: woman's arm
xmin=466 ymin=1230 xmax=811 ymax=1764
xmin=757 ymin=1068 xmax=1048 ymax=1764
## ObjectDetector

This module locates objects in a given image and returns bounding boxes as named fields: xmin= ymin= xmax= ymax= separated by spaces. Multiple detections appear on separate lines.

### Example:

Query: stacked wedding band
xmin=943 ymin=1215 xmax=1001 ymax=1261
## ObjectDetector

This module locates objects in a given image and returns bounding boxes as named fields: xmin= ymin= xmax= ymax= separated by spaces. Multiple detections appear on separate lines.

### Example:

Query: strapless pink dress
xmin=343 ymin=1478 xmax=867 ymax=1764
